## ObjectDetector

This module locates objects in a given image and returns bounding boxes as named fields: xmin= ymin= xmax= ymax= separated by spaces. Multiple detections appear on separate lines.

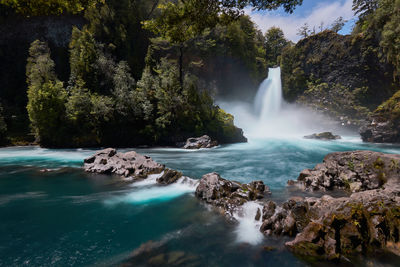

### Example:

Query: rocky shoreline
xmin=83 ymin=149 xmax=400 ymax=263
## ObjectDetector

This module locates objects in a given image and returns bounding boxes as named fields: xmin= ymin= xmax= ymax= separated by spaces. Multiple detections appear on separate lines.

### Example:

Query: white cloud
xmin=246 ymin=0 xmax=355 ymax=42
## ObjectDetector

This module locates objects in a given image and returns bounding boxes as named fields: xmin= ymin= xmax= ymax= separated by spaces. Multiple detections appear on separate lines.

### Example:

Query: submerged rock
xmin=195 ymin=172 xmax=270 ymax=215
xmin=156 ymin=169 xmax=183 ymax=185
xmin=292 ymin=150 xmax=400 ymax=192
xmin=304 ymin=132 xmax=341 ymax=140
xmin=84 ymin=148 xmax=164 ymax=179
xmin=183 ymin=135 xmax=218 ymax=149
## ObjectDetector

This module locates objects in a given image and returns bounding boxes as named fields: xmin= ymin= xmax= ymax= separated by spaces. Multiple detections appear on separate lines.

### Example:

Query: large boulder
xmin=257 ymin=151 xmax=400 ymax=261
xmin=304 ymin=132 xmax=341 ymax=140
xmin=195 ymin=172 xmax=270 ymax=215
xmin=291 ymin=151 xmax=400 ymax=192
xmin=260 ymin=197 xmax=310 ymax=237
xmin=84 ymin=148 xmax=164 ymax=178
xmin=183 ymin=135 xmax=218 ymax=149
xmin=285 ymin=185 xmax=400 ymax=261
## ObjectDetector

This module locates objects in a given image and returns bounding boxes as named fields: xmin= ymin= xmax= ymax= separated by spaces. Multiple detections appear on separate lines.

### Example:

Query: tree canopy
xmin=0 ymin=0 xmax=101 ymax=16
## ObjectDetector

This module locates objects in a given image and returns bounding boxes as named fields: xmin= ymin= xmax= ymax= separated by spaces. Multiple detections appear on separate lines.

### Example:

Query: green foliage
xmin=84 ymin=0 xmax=155 ymax=79
xmin=352 ymin=0 xmax=379 ymax=19
xmin=280 ymin=44 xmax=307 ymax=101
xmin=375 ymin=90 xmax=400 ymax=121
xmin=136 ymin=58 xmax=242 ymax=144
xmin=0 ymin=0 xmax=99 ymax=16
xmin=264 ymin=27 xmax=290 ymax=67
xmin=143 ymin=0 xmax=303 ymax=44
xmin=354 ymin=0 xmax=400 ymax=78
xmin=26 ymin=40 xmax=67 ymax=146
xmin=69 ymin=27 xmax=98 ymax=91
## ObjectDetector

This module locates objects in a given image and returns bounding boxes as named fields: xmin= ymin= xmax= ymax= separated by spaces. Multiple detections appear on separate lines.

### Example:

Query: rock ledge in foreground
xmin=260 ymin=150 xmax=400 ymax=261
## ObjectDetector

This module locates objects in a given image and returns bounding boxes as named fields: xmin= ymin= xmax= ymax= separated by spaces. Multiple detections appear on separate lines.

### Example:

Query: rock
xmin=304 ymin=132 xmax=341 ymax=140
xmin=183 ymin=135 xmax=218 ymax=149
xmin=195 ymin=172 xmax=270 ymax=215
xmin=256 ymin=151 xmax=400 ymax=261
xmin=294 ymin=150 xmax=400 ymax=192
xmin=157 ymin=169 xmax=183 ymax=185
xmin=360 ymin=117 xmax=400 ymax=144
xmin=360 ymin=91 xmax=400 ymax=144
xmin=84 ymin=148 xmax=165 ymax=180
xmin=285 ymin=184 xmax=400 ymax=261
xmin=260 ymin=198 xmax=310 ymax=237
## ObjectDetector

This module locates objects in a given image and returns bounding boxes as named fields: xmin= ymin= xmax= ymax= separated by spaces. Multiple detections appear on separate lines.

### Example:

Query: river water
xmin=1 ymin=138 xmax=400 ymax=266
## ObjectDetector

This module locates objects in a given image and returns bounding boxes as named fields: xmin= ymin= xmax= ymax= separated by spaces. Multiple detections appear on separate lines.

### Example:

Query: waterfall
xmin=219 ymin=66 xmax=338 ymax=138
xmin=254 ymin=67 xmax=283 ymax=121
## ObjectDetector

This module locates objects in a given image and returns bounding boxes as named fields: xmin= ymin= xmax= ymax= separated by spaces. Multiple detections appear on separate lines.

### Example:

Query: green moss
xmin=373 ymin=157 xmax=385 ymax=170
xmin=375 ymin=90 xmax=400 ymax=121
xmin=389 ymin=159 xmax=399 ymax=170
xmin=348 ymin=160 xmax=355 ymax=171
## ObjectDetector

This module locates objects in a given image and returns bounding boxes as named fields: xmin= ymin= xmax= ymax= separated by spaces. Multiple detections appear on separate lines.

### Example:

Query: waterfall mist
xmin=219 ymin=67 xmax=349 ymax=139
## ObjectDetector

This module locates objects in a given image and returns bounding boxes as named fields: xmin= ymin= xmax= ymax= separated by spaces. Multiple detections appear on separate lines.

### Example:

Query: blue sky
xmin=246 ymin=0 xmax=356 ymax=42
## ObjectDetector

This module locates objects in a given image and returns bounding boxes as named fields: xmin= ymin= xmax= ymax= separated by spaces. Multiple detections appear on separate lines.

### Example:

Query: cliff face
xmin=0 ymin=15 xmax=84 ymax=140
xmin=281 ymin=31 xmax=398 ymax=128
xmin=360 ymin=90 xmax=400 ymax=143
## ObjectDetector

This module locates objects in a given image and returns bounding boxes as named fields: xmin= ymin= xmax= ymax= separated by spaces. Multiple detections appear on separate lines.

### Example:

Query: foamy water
xmin=233 ymin=202 xmax=265 ymax=245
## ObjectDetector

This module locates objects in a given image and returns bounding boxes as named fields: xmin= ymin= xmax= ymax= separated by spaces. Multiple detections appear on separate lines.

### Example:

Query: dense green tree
xmin=354 ymin=0 xmax=400 ymax=78
xmin=69 ymin=27 xmax=98 ymax=91
xmin=26 ymin=40 xmax=67 ymax=146
xmin=84 ymin=0 xmax=158 ymax=79
xmin=0 ymin=0 xmax=99 ymax=16
xmin=144 ymin=0 xmax=302 ymax=87
xmin=264 ymin=27 xmax=290 ymax=67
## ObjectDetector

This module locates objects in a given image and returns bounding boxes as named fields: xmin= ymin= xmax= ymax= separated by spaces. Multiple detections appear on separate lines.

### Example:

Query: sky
xmin=246 ymin=0 xmax=357 ymax=42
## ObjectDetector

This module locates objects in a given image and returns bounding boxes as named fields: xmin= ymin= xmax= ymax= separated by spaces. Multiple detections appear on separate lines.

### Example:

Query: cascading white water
xmin=219 ymin=66 xmax=343 ymax=138
xmin=254 ymin=67 xmax=283 ymax=120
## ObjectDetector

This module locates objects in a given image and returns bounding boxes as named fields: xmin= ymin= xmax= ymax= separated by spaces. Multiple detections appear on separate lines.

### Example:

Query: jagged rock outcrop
xmin=84 ymin=148 xmax=164 ymax=178
xmin=360 ymin=90 xmax=400 ymax=144
xmin=285 ymin=185 xmax=400 ymax=261
xmin=304 ymin=132 xmax=341 ymax=140
xmin=290 ymin=151 xmax=400 ymax=192
xmin=195 ymin=172 xmax=270 ymax=215
xmin=258 ymin=150 xmax=400 ymax=261
xmin=360 ymin=118 xmax=400 ymax=143
xmin=260 ymin=197 xmax=310 ymax=237
xmin=183 ymin=135 xmax=218 ymax=149
xmin=281 ymin=30 xmax=398 ymax=127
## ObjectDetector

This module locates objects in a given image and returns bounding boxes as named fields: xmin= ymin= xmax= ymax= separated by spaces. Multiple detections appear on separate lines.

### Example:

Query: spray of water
xmin=219 ymin=67 xmax=344 ymax=139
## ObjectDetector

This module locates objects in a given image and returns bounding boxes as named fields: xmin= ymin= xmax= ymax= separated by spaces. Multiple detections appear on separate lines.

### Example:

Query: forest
xmin=0 ymin=0 xmax=399 ymax=147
